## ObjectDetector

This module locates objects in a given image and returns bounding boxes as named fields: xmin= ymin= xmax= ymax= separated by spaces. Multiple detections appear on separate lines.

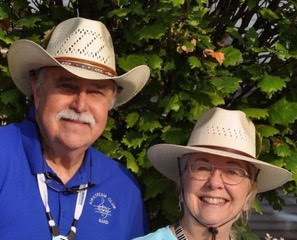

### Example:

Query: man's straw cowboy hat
xmin=148 ymin=107 xmax=291 ymax=193
xmin=7 ymin=17 xmax=150 ymax=107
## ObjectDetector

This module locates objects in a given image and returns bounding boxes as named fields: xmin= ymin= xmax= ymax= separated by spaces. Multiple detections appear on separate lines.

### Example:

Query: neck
xmin=180 ymin=215 xmax=232 ymax=240
xmin=42 ymin=144 xmax=86 ymax=184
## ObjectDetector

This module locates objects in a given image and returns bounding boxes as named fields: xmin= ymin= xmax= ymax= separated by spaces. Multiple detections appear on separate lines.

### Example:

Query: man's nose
xmin=70 ymin=91 xmax=87 ymax=113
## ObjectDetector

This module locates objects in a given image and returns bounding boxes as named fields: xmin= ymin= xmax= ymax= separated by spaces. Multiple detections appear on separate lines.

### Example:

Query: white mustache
xmin=56 ymin=109 xmax=96 ymax=128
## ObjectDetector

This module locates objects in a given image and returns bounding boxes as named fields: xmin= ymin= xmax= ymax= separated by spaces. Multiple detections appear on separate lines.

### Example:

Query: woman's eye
xmin=191 ymin=164 xmax=211 ymax=172
xmin=225 ymin=168 xmax=242 ymax=176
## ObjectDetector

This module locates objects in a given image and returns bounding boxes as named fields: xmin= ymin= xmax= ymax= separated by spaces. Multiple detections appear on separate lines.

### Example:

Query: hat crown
xmin=187 ymin=107 xmax=256 ymax=157
xmin=46 ymin=17 xmax=116 ymax=71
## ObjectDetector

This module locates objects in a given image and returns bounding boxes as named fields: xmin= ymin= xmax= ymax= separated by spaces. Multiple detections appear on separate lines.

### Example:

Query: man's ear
xmin=30 ymin=72 xmax=40 ymax=109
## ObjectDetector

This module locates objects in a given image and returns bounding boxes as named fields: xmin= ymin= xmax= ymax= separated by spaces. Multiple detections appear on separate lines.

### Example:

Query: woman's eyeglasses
xmin=187 ymin=160 xmax=251 ymax=185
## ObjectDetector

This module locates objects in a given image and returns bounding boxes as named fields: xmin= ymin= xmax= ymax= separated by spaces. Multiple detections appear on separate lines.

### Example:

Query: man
xmin=0 ymin=17 xmax=150 ymax=240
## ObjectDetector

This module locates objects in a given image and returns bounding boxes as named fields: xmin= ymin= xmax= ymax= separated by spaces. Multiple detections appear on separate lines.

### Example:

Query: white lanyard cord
xmin=37 ymin=173 xmax=88 ymax=240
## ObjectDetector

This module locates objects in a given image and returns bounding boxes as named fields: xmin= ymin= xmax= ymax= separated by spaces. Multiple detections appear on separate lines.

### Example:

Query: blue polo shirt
xmin=0 ymin=110 xmax=147 ymax=239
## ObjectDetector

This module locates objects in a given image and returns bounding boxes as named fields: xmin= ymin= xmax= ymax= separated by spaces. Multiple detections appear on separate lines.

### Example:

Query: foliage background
xmin=1 ymin=0 xmax=297 ymax=239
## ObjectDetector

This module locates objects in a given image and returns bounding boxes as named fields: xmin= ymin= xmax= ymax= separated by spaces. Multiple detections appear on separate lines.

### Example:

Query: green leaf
xmin=143 ymin=176 xmax=168 ymax=200
xmin=258 ymin=74 xmax=287 ymax=98
xmin=126 ymin=112 xmax=140 ymax=128
xmin=121 ymin=150 xmax=139 ymax=173
xmin=0 ymin=4 xmax=9 ymax=19
xmin=222 ymin=46 xmax=243 ymax=66
xmin=0 ymin=89 xmax=21 ymax=104
xmin=274 ymin=42 xmax=291 ymax=59
xmin=245 ymin=28 xmax=259 ymax=47
xmin=269 ymin=98 xmax=297 ymax=126
xmin=257 ymin=125 xmax=279 ymax=137
xmin=188 ymin=102 xmax=209 ymax=122
xmin=260 ymin=8 xmax=279 ymax=21
xmin=273 ymin=142 xmax=291 ymax=158
xmin=138 ymin=22 xmax=167 ymax=40
xmin=161 ymin=127 xmax=188 ymax=144
xmin=16 ymin=16 xmax=41 ymax=28
xmin=188 ymin=56 xmax=201 ymax=69
xmin=107 ymin=8 xmax=131 ymax=17
xmin=252 ymin=198 xmax=263 ymax=215
xmin=164 ymin=94 xmax=181 ymax=113
xmin=118 ymin=54 xmax=147 ymax=71
xmin=204 ymin=91 xmax=225 ymax=105
xmin=147 ymin=54 xmax=163 ymax=70
xmin=95 ymin=139 xmax=120 ymax=157
xmin=122 ymin=131 xmax=147 ymax=149
xmin=0 ymin=29 xmax=15 ymax=44
xmin=284 ymin=151 xmax=297 ymax=172
xmin=247 ymin=0 xmax=258 ymax=10
xmin=139 ymin=114 xmax=162 ymax=132
xmin=211 ymin=76 xmax=242 ymax=94
xmin=136 ymin=149 xmax=150 ymax=168
xmin=242 ymin=108 xmax=269 ymax=120
xmin=172 ymin=0 xmax=185 ymax=7
xmin=163 ymin=61 xmax=175 ymax=72
xmin=226 ymin=27 xmax=243 ymax=45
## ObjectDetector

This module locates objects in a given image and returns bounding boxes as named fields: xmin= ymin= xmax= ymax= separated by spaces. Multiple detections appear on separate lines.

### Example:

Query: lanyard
xmin=174 ymin=222 xmax=234 ymax=240
xmin=37 ymin=173 xmax=88 ymax=240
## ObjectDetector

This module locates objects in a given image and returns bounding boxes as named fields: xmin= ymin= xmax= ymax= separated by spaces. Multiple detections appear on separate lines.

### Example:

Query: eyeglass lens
xmin=188 ymin=160 xmax=249 ymax=185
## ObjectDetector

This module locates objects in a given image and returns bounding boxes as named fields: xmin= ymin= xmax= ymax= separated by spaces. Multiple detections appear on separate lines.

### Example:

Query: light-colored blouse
xmin=132 ymin=226 xmax=176 ymax=240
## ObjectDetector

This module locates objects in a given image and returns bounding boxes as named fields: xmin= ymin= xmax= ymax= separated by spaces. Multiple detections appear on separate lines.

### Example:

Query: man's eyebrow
xmin=91 ymin=82 xmax=110 ymax=89
xmin=55 ymin=76 xmax=74 ymax=82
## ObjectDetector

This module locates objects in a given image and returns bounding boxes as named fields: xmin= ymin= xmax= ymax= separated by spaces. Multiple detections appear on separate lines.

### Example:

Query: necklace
xmin=174 ymin=222 xmax=233 ymax=240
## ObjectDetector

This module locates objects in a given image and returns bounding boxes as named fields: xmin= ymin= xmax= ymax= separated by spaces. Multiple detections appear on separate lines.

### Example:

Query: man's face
xmin=32 ymin=67 xmax=116 ymax=153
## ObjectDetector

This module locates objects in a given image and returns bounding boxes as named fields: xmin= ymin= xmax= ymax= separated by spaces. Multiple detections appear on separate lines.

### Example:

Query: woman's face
xmin=181 ymin=152 xmax=255 ymax=227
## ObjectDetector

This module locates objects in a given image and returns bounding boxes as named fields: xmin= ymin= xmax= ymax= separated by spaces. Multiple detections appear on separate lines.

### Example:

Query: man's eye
xmin=88 ymin=89 xmax=105 ymax=95
xmin=59 ymin=83 xmax=76 ymax=91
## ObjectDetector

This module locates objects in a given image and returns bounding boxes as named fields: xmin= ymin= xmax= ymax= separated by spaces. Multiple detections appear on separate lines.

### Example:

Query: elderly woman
xmin=133 ymin=107 xmax=291 ymax=240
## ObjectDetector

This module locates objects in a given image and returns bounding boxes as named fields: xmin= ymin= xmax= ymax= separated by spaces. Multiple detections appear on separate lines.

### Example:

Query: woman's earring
xmin=178 ymin=195 xmax=184 ymax=212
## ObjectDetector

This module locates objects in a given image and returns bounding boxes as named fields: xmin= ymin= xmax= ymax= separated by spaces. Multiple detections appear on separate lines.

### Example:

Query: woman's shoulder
xmin=132 ymin=226 xmax=176 ymax=240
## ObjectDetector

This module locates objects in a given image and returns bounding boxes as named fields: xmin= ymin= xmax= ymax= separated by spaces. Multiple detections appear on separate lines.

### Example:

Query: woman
xmin=133 ymin=107 xmax=291 ymax=240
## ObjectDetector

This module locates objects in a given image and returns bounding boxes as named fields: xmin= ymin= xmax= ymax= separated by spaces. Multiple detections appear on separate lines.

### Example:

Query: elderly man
xmin=0 ymin=17 xmax=150 ymax=240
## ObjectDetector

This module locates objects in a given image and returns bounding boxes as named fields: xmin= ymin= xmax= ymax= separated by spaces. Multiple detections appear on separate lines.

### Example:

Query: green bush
xmin=1 ymin=1 xmax=297 ymax=238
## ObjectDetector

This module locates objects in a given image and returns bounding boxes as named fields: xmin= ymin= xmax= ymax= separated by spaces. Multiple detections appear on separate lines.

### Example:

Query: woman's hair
xmin=231 ymin=180 xmax=258 ymax=239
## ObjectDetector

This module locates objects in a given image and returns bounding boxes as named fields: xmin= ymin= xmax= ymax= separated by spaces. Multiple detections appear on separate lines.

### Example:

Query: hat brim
xmin=148 ymin=144 xmax=292 ymax=193
xmin=7 ymin=40 xmax=150 ymax=107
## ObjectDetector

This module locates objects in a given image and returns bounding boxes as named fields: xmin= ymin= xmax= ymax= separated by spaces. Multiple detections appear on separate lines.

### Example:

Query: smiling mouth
xmin=200 ymin=197 xmax=228 ymax=204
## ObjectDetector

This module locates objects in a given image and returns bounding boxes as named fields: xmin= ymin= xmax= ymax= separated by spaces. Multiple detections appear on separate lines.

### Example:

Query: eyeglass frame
xmin=178 ymin=154 xmax=258 ymax=185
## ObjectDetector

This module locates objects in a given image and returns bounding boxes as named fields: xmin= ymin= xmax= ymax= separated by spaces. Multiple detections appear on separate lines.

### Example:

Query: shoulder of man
xmin=0 ymin=121 xmax=22 ymax=149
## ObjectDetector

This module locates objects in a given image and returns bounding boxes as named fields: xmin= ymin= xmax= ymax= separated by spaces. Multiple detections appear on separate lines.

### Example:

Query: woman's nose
xmin=205 ymin=169 xmax=225 ymax=189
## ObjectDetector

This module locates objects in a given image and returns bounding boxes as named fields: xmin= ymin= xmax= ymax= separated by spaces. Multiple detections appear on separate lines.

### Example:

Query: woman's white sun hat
xmin=148 ymin=107 xmax=291 ymax=193
xmin=7 ymin=17 xmax=150 ymax=107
